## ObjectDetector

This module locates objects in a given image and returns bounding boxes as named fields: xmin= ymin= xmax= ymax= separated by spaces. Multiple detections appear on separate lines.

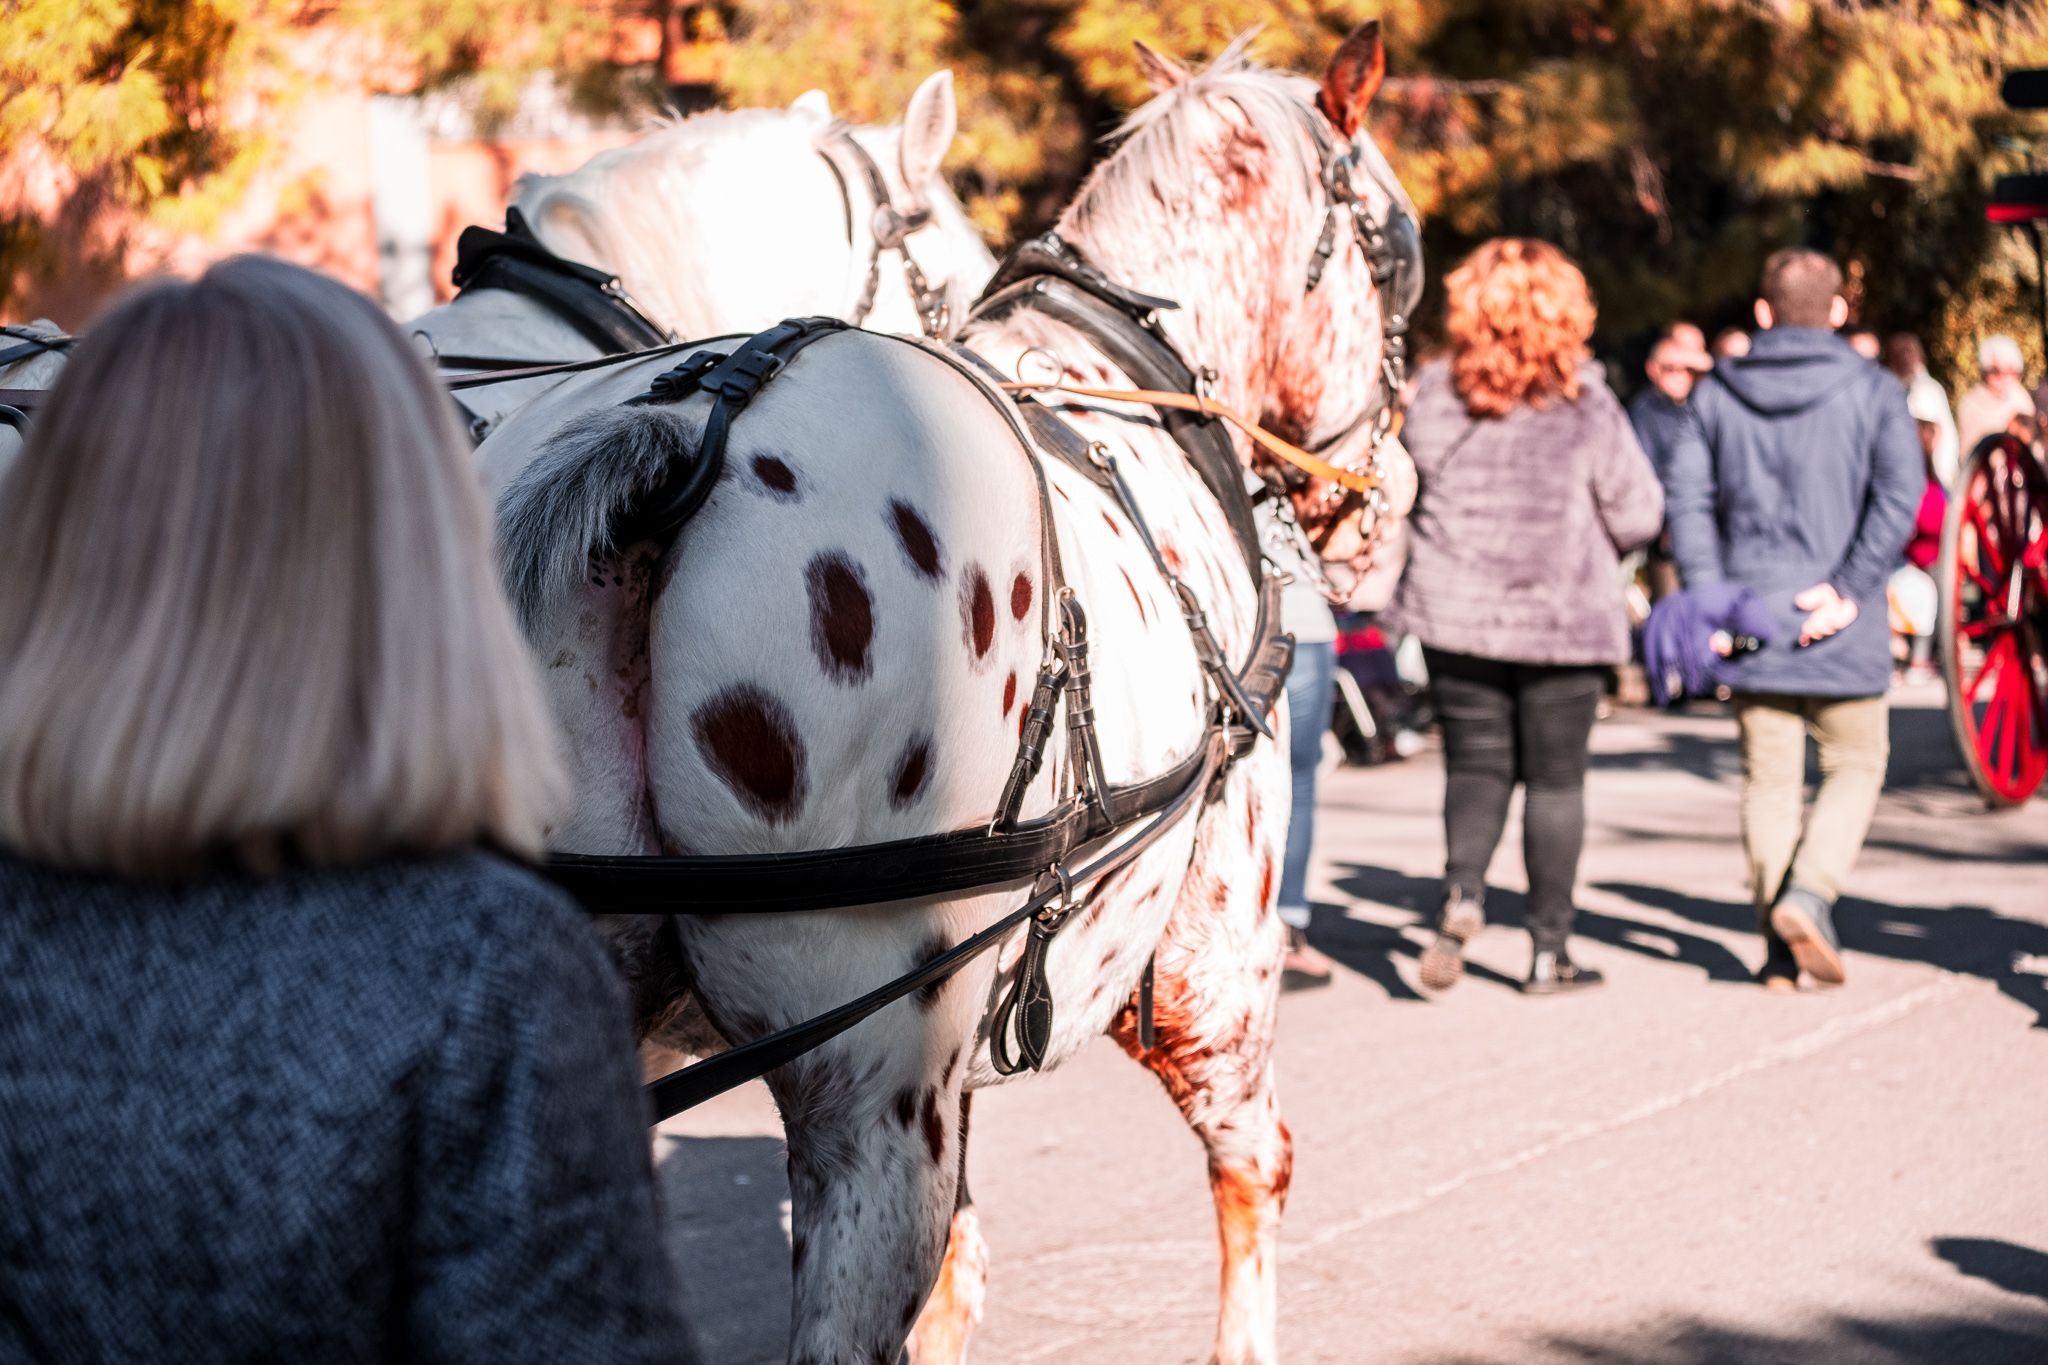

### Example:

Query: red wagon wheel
xmin=1938 ymin=431 xmax=2048 ymax=805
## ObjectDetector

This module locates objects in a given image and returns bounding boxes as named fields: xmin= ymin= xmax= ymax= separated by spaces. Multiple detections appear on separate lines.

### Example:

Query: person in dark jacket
xmin=1388 ymin=238 xmax=1665 ymax=995
xmin=1629 ymin=324 xmax=1714 ymax=599
xmin=1663 ymin=248 xmax=1923 ymax=991
xmin=0 ymin=257 xmax=692 ymax=1363
xmin=1629 ymin=324 xmax=1712 ymax=484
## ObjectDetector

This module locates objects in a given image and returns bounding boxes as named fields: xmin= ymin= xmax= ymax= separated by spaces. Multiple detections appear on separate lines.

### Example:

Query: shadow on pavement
xmin=656 ymin=1134 xmax=790 ymax=1365
xmin=1431 ymin=1302 xmax=2048 ymax=1364
xmin=1934 ymin=1237 xmax=2048 ymax=1305
xmin=1599 ymin=881 xmax=2048 ymax=1028
xmin=1319 ymin=864 xmax=1756 ymax=996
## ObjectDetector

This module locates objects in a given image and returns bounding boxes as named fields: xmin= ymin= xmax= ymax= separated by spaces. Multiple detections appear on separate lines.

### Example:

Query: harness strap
xmin=450 ymin=206 xmax=675 ymax=355
xmin=547 ymin=739 xmax=1212 ymax=914
xmin=0 ymin=327 xmax=73 ymax=369
xmin=646 ymin=731 xmax=1229 ymax=1120
xmin=970 ymin=271 xmax=1265 ymax=577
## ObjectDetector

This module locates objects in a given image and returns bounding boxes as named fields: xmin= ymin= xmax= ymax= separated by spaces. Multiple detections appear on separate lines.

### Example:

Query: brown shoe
xmin=1419 ymin=887 xmax=1484 ymax=993
xmin=1282 ymin=926 xmax=1335 ymax=991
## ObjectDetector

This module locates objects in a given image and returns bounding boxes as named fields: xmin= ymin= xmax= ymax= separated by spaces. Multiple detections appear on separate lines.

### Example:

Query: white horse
xmin=416 ymin=73 xmax=996 ymax=434
xmin=485 ymin=26 xmax=1413 ymax=1365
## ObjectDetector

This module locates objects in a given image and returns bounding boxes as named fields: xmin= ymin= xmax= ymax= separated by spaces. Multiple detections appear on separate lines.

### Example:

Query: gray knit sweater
xmin=1386 ymin=358 xmax=1664 ymax=665
xmin=0 ymin=848 xmax=691 ymax=1364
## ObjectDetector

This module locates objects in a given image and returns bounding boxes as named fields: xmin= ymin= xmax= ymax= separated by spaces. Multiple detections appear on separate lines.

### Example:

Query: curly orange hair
xmin=1444 ymin=238 xmax=1597 ymax=418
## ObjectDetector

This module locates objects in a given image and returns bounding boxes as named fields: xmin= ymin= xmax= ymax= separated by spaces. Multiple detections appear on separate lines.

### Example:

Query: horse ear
xmin=1318 ymin=20 xmax=1385 ymax=138
xmin=1134 ymin=40 xmax=1190 ymax=93
xmin=790 ymin=89 xmax=833 ymax=122
xmin=899 ymin=70 xmax=958 ymax=200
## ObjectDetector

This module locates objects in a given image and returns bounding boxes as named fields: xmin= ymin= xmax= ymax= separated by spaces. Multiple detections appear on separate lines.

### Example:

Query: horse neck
xmin=1059 ymin=140 xmax=1311 ymax=420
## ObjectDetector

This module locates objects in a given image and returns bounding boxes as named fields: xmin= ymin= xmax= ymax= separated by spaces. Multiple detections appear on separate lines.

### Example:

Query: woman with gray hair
xmin=1955 ymin=333 xmax=2035 ymax=465
xmin=0 ymin=257 xmax=689 ymax=1362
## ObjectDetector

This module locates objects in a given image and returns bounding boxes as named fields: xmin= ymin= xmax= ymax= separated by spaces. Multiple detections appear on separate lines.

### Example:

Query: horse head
xmin=510 ymin=79 xmax=994 ymax=341
xmin=1079 ymin=24 xmax=1422 ymax=572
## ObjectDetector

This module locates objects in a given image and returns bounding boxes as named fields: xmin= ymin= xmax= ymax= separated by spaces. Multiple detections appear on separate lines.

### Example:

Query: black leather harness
xmin=547 ymin=105 xmax=1423 ymax=1122
xmin=540 ymin=281 xmax=1295 ymax=1118
xmin=443 ymin=206 xmax=675 ymax=361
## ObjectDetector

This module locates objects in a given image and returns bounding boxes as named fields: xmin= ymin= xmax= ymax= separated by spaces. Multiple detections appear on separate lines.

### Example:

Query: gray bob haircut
xmin=0 ymin=255 xmax=565 ymax=877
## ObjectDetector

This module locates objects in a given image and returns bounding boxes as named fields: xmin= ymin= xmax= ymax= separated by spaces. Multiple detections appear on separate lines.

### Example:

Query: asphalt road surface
xmin=655 ymin=690 xmax=2048 ymax=1363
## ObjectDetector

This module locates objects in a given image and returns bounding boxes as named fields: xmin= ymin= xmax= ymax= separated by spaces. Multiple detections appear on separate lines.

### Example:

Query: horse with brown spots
xmin=485 ymin=26 xmax=1415 ymax=1365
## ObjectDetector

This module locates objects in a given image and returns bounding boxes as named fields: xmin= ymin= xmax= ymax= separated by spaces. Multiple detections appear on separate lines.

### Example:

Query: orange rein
xmin=994 ymin=379 xmax=1382 ymax=494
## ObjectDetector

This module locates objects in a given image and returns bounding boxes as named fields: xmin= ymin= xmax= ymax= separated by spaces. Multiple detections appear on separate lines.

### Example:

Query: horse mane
xmin=1061 ymin=33 xmax=1322 ymax=246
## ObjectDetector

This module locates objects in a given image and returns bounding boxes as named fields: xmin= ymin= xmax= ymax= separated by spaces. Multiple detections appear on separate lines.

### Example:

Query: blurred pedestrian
xmin=1277 ymin=561 xmax=1339 ymax=987
xmin=0 ymin=257 xmax=690 ymax=1362
xmin=1844 ymin=326 xmax=1881 ymax=361
xmin=1955 ymin=335 xmax=2036 ymax=459
xmin=1664 ymin=249 xmax=1921 ymax=990
xmin=1883 ymin=333 xmax=1959 ymax=488
xmin=1629 ymin=324 xmax=1713 ymax=483
xmin=1388 ymin=238 xmax=1664 ymax=996
xmin=1711 ymin=326 xmax=1752 ymax=359
xmin=1886 ymin=384 xmax=1949 ymax=685
xmin=1629 ymin=325 xmax=1714 ymax=600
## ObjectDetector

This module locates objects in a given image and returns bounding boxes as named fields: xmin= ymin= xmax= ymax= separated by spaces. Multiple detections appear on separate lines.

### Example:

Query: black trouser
xmin=1424 ymin=648 xmax=1605 ymax=954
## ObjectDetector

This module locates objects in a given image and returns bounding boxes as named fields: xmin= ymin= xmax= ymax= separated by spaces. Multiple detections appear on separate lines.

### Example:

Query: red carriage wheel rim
xmin=1940 ymin=434 xmax=2048 ymax=805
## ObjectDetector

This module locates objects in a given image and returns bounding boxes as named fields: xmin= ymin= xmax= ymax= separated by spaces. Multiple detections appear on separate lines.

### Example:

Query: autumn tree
xmin=1050 ymin=0 xmax=2048 ymax=382
xmin=0 ymin=0 xmax=625 ymax=312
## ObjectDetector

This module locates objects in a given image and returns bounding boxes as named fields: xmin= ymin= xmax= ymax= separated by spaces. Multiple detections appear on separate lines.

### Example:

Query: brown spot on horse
xmin=692 ymin=685 xmax=807 ymax=823
xmin=752 ymin=454 xmax=800 ymax=496
xmin=1010 ymin=572 xmax=1033 ymax=621
xmin=1002 ymin=672 xmax=1017 ymax=716
xmin=890 ymin=499 xmax=943 ymax=580
xmin=806 ymin=552 xmax=874 ymax=682
xmin=961 ymin=566 xmax=995 ymax=660
xmin=921 ymin=1088 xmax=946 ymax=1161
xmin=891 ymin=736 xmax=932 ymax=809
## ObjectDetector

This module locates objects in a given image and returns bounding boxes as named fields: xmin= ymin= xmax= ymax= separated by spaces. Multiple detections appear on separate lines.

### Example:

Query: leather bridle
xmin=814 ymin=121 xmax=957 ymax=337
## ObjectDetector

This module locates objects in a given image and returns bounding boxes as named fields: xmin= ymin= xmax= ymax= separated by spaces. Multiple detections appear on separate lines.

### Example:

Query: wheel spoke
xmin=1959 ymin=614 xmax=2013 ymax=639
xmin=1969 ymin=499 xmax=2010 ymax=579
xmin=1968 ymin=633 xmax=2013 ymax=704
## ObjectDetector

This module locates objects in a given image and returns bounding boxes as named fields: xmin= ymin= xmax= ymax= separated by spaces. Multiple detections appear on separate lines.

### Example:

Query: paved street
xmin=655 ymin=691 xmax=2048 ymax=1363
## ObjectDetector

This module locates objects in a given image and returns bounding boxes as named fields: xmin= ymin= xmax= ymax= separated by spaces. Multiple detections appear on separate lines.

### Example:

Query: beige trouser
xmin=1734 ymin=693 xmax=1890 ymax=913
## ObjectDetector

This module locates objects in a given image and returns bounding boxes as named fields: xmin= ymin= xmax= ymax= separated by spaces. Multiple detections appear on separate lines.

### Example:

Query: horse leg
xmin=1111 ymin=750 xmax=1292 ymax=1365
xmin=906 ymin=1093 xmax=990 ymax=1365
xmin=768 ymin=1018 xmax=970 ymax=1365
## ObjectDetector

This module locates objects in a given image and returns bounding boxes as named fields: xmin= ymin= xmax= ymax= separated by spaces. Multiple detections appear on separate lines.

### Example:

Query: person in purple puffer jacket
xmin=1386 ymin=238 xmax=1664 ymax=996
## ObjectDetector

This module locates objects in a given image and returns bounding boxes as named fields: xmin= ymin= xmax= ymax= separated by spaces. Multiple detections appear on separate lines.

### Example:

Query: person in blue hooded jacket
xmin=1664 ymin=249 xmax=1922 ymax=990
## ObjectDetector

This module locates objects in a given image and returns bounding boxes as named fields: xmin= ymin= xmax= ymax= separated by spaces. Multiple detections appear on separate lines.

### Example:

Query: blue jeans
xmin=1278 ymin=641 xmax=1336 ymax=930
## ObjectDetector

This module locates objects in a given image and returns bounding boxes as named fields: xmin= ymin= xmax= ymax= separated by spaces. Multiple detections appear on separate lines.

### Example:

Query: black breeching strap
xmin=648 ymin=732 xmax=1229 ymax=1120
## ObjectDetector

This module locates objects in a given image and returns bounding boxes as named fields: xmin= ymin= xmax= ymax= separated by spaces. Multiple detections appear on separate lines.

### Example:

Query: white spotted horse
xmin=483 ymin=25 xmax=1418 ymax=1365
xmin=426 ymin=72 xmax=996 ymax=441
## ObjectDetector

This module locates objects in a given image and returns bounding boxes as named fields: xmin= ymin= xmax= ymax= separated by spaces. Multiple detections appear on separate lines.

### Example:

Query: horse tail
xmin=495 ymin=405 xmax=698 ymax=629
